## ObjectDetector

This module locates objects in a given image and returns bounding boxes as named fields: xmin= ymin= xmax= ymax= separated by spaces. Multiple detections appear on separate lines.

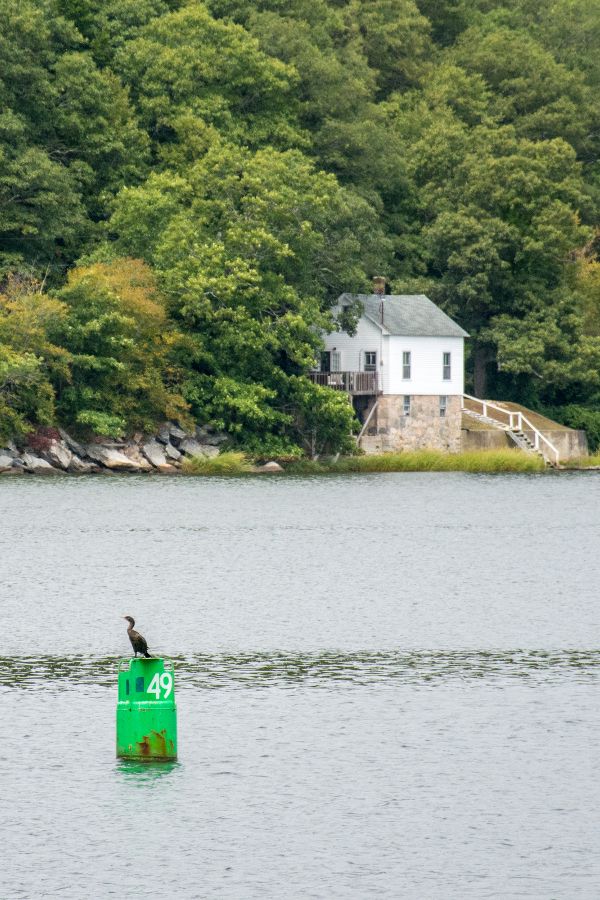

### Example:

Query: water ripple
xmin=1 ymin=649 xmax=599 ymax=691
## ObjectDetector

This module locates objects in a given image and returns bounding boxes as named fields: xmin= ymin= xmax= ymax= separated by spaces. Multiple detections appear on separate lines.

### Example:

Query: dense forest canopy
xmin=2 ymin=0 xmax=600 ymax=451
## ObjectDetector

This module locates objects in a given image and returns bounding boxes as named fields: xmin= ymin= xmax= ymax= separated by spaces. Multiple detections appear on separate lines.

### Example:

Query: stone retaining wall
xmin=461 ymin=426 xmax=588 ymax=459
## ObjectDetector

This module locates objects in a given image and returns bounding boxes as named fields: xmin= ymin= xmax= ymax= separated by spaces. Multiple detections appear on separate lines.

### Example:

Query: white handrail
xmin=518 ymin=412 xmax=560 ymax=465
xmin=462 ymin=394 xmax=559 ymax=465
xmin=463 ymin=393 xmax=516 ymax=426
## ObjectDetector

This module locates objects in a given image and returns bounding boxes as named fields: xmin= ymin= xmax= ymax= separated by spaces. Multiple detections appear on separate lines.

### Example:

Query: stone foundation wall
xmin=359 ymin=395 xmax=462 ymax=454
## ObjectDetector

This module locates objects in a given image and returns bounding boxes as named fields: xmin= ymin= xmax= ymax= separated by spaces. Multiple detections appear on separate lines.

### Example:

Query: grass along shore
xmin=181 ymin=449 xmax=546 ymax=475
xmin=561 ymin=454 xmax=600 ymax=469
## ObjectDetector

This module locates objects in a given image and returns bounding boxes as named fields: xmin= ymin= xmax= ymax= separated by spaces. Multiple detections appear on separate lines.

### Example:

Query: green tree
xmin=451 ymin=26 xmax=600 ymax=161
xmin=0 ymin=275 xmax=66 ymax=438
xmin=0 ymin=0 xmax=148 ymax=273
xmin=387 ymin=82 xmax=589 ymax=397
xmin=57 ymin=0 xmax=180 ymax=65
xmin=54 ymin=259 xmax=188 ymax=435
xmin=113 ymin=4 xmax=302 ymax=151
xmin=108 ymin=141 xmax=391 ymax=448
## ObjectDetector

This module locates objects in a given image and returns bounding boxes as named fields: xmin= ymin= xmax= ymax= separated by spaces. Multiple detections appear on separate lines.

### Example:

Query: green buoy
xmin=116 ymin=657 xmax=177 ymax=760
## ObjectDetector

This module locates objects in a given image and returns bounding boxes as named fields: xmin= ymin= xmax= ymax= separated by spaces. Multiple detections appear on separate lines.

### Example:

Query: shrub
xmin=563 ymin=455 xmax=600 ymax=468
xmin=284 ymin=459 xmax=330 ymax=475
xmin=181 ymin=451 xmax=252 ymax=475
xmin=544 ymin=405 xmax=600 ymax=452
xmin=26 ymin=426 xmax=61 ymax=452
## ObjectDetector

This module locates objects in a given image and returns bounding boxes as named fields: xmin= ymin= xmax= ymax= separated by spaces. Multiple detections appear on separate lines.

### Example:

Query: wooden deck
xmin=309 ymin=371 xmax=379 ymax=395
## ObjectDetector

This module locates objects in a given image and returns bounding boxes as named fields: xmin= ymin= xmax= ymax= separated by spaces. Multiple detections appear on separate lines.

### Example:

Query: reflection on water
xmin=2 ymin=649 xmax=600 ymax=691
xmin=116 ymin=759 xmax=181 ymax=782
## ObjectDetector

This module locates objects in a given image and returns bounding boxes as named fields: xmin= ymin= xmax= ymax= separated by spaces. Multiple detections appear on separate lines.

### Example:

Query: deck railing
xmin=309 ymin=371 xmax=379 ymax=395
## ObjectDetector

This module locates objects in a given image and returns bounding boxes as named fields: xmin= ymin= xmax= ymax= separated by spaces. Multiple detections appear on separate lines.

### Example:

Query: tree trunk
xmin=473 ymin=345 xmax=489 ymax=398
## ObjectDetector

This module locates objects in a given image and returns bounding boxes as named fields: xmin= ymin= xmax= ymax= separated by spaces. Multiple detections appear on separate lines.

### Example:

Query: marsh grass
xmin=181 ymin=451 xmax=252 ymax=475
xmin=181 ymin=448 xmax=545 ymax=475
xmin=563 ymin=455 xmax=600 ymax=469
xmin=286 ymin=449 xmax=545 ymax=474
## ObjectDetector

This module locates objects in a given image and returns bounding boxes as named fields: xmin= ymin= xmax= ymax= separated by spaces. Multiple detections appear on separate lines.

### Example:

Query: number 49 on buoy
xmin=147 ymin=671 xmax=173 ymax=699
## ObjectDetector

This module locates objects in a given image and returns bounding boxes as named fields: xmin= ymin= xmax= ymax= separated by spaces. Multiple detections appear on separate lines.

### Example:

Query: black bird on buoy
xmin=123 ymin=616 xmax=152 ymax=658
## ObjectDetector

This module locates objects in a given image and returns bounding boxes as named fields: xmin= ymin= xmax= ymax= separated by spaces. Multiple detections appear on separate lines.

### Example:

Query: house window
xmin=402 ymin=351 xmax=411 ymax=380
xmin=439 ymin=395 xmax=447 ymax=417
xmin=364 ymin=351 xmax=377 ymax=371
xmin=320 ymin=351 xmax=340 ymax=372
xmin=403 ymin=395 xmax=411 ymax=416
xmin=443 ymin=352 xmax=451 ymax=380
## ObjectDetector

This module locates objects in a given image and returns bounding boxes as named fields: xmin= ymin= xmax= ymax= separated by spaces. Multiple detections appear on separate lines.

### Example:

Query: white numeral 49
xmin=147 ymin=672 xmax=173 ymax=699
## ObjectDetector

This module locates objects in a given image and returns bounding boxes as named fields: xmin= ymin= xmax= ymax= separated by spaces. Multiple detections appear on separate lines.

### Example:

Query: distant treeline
xmin=2 ymin=0 xmax=600 ymax=453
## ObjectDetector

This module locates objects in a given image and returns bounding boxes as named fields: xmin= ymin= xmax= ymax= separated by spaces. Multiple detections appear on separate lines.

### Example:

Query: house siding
xmin=386 ymin=336 xmax=464 ymax=396
xmin=321 ymin=320 xmax=463 ymax=397
xmin=321 ymin=315 xmax=389 ymax=391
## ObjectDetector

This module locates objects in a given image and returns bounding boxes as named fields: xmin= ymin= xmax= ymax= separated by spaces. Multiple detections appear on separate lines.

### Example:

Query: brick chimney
xmin=372 ymin=276 xmax=386 ymax=295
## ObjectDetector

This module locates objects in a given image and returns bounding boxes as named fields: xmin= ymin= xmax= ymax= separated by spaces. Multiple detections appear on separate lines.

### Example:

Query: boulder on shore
xmin=195 ymin=425 xmax=228 ymax=446
xmin=256 ymin=460 xmax=284 ymax=473
xmin=43 ymin=440 xmax=72 ymax=470
xmin=141 ymin=440 xmax=173 ymax=471
xmin=180 ymin=438 xmax=219 ymax=458
xmin=122 ymin=444 xmax=153 ymax=471
xmin=0 ymin=453 xmax=15 ymax=471
xmin=68 ymin=455 xmax=96 ymax=474
xmin=85 ymin=444 xmax=141 ymax=470
xmin=2 ymin=419 xmax=236 ymax=474
xmin=156 ymin=424 xmax=172 ymax=444
xmin=169 ymin=424 xmax=188 ymax=443
xmin=164 ymin=442 xmax=182 ymax=461
xmin=58 ymin=428 xmax=86 ymax=458
xmin=21 ymin=452 xmax=65 ymax=474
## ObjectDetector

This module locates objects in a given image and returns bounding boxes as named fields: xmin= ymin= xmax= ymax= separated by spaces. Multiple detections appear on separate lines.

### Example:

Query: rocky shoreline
xmin=0 ymin=423 xmax=280 ymax=475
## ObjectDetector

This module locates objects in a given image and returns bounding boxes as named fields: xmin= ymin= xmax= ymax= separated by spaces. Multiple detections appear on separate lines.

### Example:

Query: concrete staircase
xmin=462 ymin=396 xmax=560 ymax=467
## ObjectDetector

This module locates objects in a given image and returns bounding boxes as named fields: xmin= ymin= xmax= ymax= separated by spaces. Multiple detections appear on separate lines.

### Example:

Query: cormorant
xmin=123 ymin=616 xmax=152 ymax=658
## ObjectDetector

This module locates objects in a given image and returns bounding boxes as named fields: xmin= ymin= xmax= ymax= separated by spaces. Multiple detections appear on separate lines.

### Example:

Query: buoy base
xmin=116 ymin=705 xmax=177 ymax=760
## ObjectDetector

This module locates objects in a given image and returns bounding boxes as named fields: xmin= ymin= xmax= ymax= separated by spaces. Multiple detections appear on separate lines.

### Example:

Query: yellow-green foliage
xmin=564 ymin=455 xmax=600 ymax=468
xmin=181 ymin=451 xmax=252 ymax=475
xmin=287 ymin=449 xmax=545 ymax=474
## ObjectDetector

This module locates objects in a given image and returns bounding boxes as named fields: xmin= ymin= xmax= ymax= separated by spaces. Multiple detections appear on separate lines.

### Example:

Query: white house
xmin=311 ymin=280 xmax=469 ymax=453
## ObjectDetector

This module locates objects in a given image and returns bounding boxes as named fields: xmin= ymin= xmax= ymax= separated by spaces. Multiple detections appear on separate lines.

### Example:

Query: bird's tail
xmin=144 ymin=651 xmax=152 ymax=658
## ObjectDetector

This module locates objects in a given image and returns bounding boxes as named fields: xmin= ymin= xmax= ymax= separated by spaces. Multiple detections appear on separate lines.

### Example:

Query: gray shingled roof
xmin=338 ymin=293 xmax=469 ymax=338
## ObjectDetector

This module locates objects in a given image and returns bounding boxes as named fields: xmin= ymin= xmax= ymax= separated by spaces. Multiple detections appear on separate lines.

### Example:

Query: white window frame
xmin=439 ymin=395 xmax=447 ymax=418
xmin=402 ymin=351 xmax=411 ymax=380
xmin=364 ymin=351 xmax=377 ymax=372
xmin=403 ymin=395 xmax=411 ymax=417
xmin=331 ymin=351 xmax=341 ymax=372
xmin=443 ymin=352 xmax=451 ymax=381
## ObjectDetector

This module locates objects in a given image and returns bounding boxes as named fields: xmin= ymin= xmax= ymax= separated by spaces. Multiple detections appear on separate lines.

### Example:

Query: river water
xmin=1 ymin=473 xmax=599 ymax=898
